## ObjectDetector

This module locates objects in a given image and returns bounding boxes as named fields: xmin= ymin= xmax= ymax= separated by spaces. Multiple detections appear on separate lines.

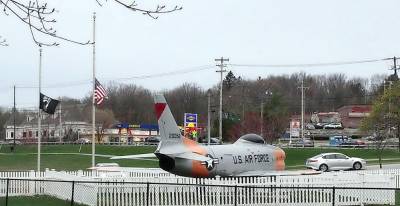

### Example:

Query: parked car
xmin=199 ymin=137 xmax=221 ymax=144
xmin=305 ymin=153 xmax=366 ymax=172
xmin=145 ymin=136 xmax=161 ymax=143
xmin=314 ymin=123 xmax=326 ymax=129
xmin=305 ymin=123 xmax=315 ymax=130
xmin=329 ymin=136 xmax=350 ymax=146
xmin=323 ymin=123 xmax=343 ymax=129
xmin=5 ymin=140 xmax=22 ymax=145
xmin=339 ymin=139 xmax=366 ymax=148
xmin=290 ymin=139 xmax=314 ymax=147
xmin=74 ymin=138 xmax=91 ymax=144
xmin=329 ymin=136 xmax=365 ymax=147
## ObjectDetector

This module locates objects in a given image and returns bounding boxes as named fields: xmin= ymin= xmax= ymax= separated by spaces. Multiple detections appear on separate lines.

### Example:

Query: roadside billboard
xmin=290 ymin=120 xmax=300 ymax=138
xmin=184 ymin=113 xmax=198 ymax=139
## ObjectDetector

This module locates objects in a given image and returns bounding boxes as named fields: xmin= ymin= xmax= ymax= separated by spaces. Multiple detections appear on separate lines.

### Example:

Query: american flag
xmin=95 ymin=78 xmax=108 ymax=105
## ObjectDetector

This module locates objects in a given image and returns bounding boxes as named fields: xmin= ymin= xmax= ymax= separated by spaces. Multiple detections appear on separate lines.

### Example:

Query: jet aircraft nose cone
xmin=274 ymin=148 xmax=286 ymax=171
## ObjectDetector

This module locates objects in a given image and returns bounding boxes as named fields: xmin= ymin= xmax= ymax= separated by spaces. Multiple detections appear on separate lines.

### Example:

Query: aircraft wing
xmin=88 ymin=166 xmax=123 ymax=172
xmin=110 ymin=153 xmax=156 ymax=160
xmin=234 ymin=170 xmax=321 ymax=177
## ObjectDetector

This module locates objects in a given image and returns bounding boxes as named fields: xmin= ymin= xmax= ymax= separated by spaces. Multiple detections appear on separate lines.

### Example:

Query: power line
xmin=0 ymin=57 xmax=394 ymax=91
xmin=229 ymin=58 xmax=389 ymax=68
xmin=108 ymin=65 xmax=213 ymax=82
xmin=1 ymin=65 xmax=214 ymax=90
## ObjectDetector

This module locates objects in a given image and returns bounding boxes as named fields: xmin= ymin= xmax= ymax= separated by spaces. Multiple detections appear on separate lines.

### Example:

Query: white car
xmin=305 ymin=153 xmax=366 ymax=172
xmin=323 ymin=123 xmax=343 ymax=129
xmin=75 ymin=138 xmax=91 ymax=144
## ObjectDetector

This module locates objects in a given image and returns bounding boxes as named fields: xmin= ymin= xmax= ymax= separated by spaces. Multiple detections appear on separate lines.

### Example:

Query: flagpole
xmin=92 ymin=12 xmax=96 ymax=167
xmin=38 ymin=48 xmax=42 ymax=172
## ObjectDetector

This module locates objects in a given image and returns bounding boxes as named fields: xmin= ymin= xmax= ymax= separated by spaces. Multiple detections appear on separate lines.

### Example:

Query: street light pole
xmin=37 ymin=48 xmax=42 ymax=172
xmin=298 ymin=78 xmax=309 ymax=142
xmin=13 ymin=85 xmax=16 ymax=151
xmin=260 ymin=90 xmax=272 ymax=139
xmin=207 ymin=90 xmax=211 ymax=145
xmin=260 ymin=102 xmax=264 ymax=137
xmin=215 ymin=57 xmax=229 ymax=142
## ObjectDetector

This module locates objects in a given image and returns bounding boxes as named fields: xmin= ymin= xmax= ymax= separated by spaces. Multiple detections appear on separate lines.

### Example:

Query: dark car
xmin=145 ymin=136 xmax=160 ymax=143
xmin=290 ymin=139 xmax=314 ymax=147
xmin=339 ymin=139 xmax=366 ymax=148
xmin=199 ymin=137 xmax=221 ymax=144
xmin=314 ymin=123 xmax=326 ymax=129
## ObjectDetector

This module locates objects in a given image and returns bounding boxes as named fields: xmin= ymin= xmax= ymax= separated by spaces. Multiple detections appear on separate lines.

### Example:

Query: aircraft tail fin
xmin=154 ymin=94 xmax=183 ymax=148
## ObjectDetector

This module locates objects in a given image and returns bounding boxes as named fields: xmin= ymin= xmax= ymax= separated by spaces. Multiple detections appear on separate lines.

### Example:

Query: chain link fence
xmin=0 ymin=178 xmax=399 ymax=206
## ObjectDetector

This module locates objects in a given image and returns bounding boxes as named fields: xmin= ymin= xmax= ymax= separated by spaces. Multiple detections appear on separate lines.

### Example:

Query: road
xmin=366 ymin=163 xmax=400 ymax=170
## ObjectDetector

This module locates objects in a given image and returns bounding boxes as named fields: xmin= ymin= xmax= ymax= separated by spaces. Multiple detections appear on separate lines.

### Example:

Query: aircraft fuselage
xmin=156 ymin=141 xmax=285 ymax=178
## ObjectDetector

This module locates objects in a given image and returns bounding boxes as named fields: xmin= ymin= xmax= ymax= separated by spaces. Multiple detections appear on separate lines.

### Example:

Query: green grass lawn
xmin=396 ymin=191 xmax=400 ymax=205
xmin=0 ymin=195 xmax=87 ymax=206
xmin=0 ymin=153 xmax=158 ymax=171
xmin=284 ymin=147 xmax=400 ymax=169
xmin=0 ymin=144 xmax=156 ymax=155
xmin=0 ymin=144 xmax=158 ymax=171
xmin=0 ymin=144 xmax=399 ymax=171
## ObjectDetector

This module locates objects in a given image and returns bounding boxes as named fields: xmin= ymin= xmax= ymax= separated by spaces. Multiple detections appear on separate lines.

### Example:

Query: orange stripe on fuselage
xmin=192 ymin=161 xmax=209 ymax=177
xmin=182 ymin=137 xmax=209 ymax=177
xmin=182 ymin=137 xmax=207 ymax=155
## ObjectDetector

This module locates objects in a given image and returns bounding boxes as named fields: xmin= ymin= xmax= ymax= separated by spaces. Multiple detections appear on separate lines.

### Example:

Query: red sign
xmin=351 ymin=106 xmax=371 ymax=113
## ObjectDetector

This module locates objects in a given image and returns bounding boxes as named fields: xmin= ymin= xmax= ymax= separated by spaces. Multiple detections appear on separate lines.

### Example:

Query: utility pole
xmin=364 ymin=82 xmax=368 ymax=104
xmin=38 ymin=48 xmax=42 ymax=172
xmin=298 ymin=78 xmax=309 ymax=142
xmin=207 ymin=90 xmax=211 ymax=145
xmin=261 ymin=90 xmax=273 ymax=139
xmin=241 ymin=83 xmax=245 ymax=120
xmin=385 ymin=80 xmax=393 ymax=137
xmin=59 ymin=103 xmax=62 ymax=143
xmin=390 ymin=56 xmax=400 ymax=151
xmin=13 ymin=85 xmax=16 ymax=152
xmin=260 ymin=102 xmax=264 ymax=137
xmin=389 ymin=56 xmax=399 ymax=77
xmin=91 ymin=12 xmax=96 ymax=167
xmin=215 ymin=57 xmax=229 ymax=142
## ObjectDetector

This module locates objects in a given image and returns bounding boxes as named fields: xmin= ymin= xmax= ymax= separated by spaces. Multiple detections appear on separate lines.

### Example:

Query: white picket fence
xmin=0 ymin=168 xmax=399 ymax=206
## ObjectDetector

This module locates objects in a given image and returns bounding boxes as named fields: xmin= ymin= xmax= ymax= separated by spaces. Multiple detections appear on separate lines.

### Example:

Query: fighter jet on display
xmin=112 ymin=94 xmax=286 ymax=178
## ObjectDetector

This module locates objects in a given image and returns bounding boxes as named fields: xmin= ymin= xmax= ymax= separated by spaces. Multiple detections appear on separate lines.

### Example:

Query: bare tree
xmin=94 ymin=109 xmax=116 ymax=142
xmin=0 ymin=0 xmax=181 ymax=46
xmin=110 ymin=0 xmax=182 ymax=20
xmin=227 ymin=112 xmax=261 ymax=142
xmin=165 ymin=83 xmax=207 ymax=125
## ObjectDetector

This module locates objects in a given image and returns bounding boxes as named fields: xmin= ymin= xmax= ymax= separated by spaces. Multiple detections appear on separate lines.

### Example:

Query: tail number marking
xmin=169 ymin=133 xmax=180 ymax=139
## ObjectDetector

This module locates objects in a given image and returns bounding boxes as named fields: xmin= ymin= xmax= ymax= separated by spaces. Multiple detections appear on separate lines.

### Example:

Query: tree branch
xmin=0 ymin=35 xmax=8 ymax=46
xmin=112 ymin=0 xmax=182 ymax=19
xmin=0 ymin=0 xmax=90 ymax=46
xmin=0 ymin=0 xmax=182 ymax=46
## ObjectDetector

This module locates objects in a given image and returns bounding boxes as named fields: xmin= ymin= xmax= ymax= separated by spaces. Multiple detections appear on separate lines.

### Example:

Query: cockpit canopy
xmin=235 ymin=134 xmax=265 ymax=144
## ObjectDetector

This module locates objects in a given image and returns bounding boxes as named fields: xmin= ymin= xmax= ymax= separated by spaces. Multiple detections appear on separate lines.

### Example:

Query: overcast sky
xmin=0 ymin=0 xmax=399 ymax=110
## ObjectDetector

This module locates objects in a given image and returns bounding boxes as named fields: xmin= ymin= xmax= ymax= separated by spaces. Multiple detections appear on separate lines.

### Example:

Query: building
xmin=100 ymin=123 xmax=159 ymax=143
xmin=337 ymin=105 xmax=371 ymax=129
xmin=4 ymin=111 xmax=93 ymax=142
xmin=4 ymin=110 xmax=162 ymax=144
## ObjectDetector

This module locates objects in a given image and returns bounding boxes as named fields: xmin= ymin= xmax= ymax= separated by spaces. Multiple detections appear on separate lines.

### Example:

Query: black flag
xmin=40 ymin=93 xmax=60 ymax=114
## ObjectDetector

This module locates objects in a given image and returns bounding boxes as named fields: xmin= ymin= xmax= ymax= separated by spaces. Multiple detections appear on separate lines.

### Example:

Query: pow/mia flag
xmin=39 ymin=93 xmax=60 ymax=114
